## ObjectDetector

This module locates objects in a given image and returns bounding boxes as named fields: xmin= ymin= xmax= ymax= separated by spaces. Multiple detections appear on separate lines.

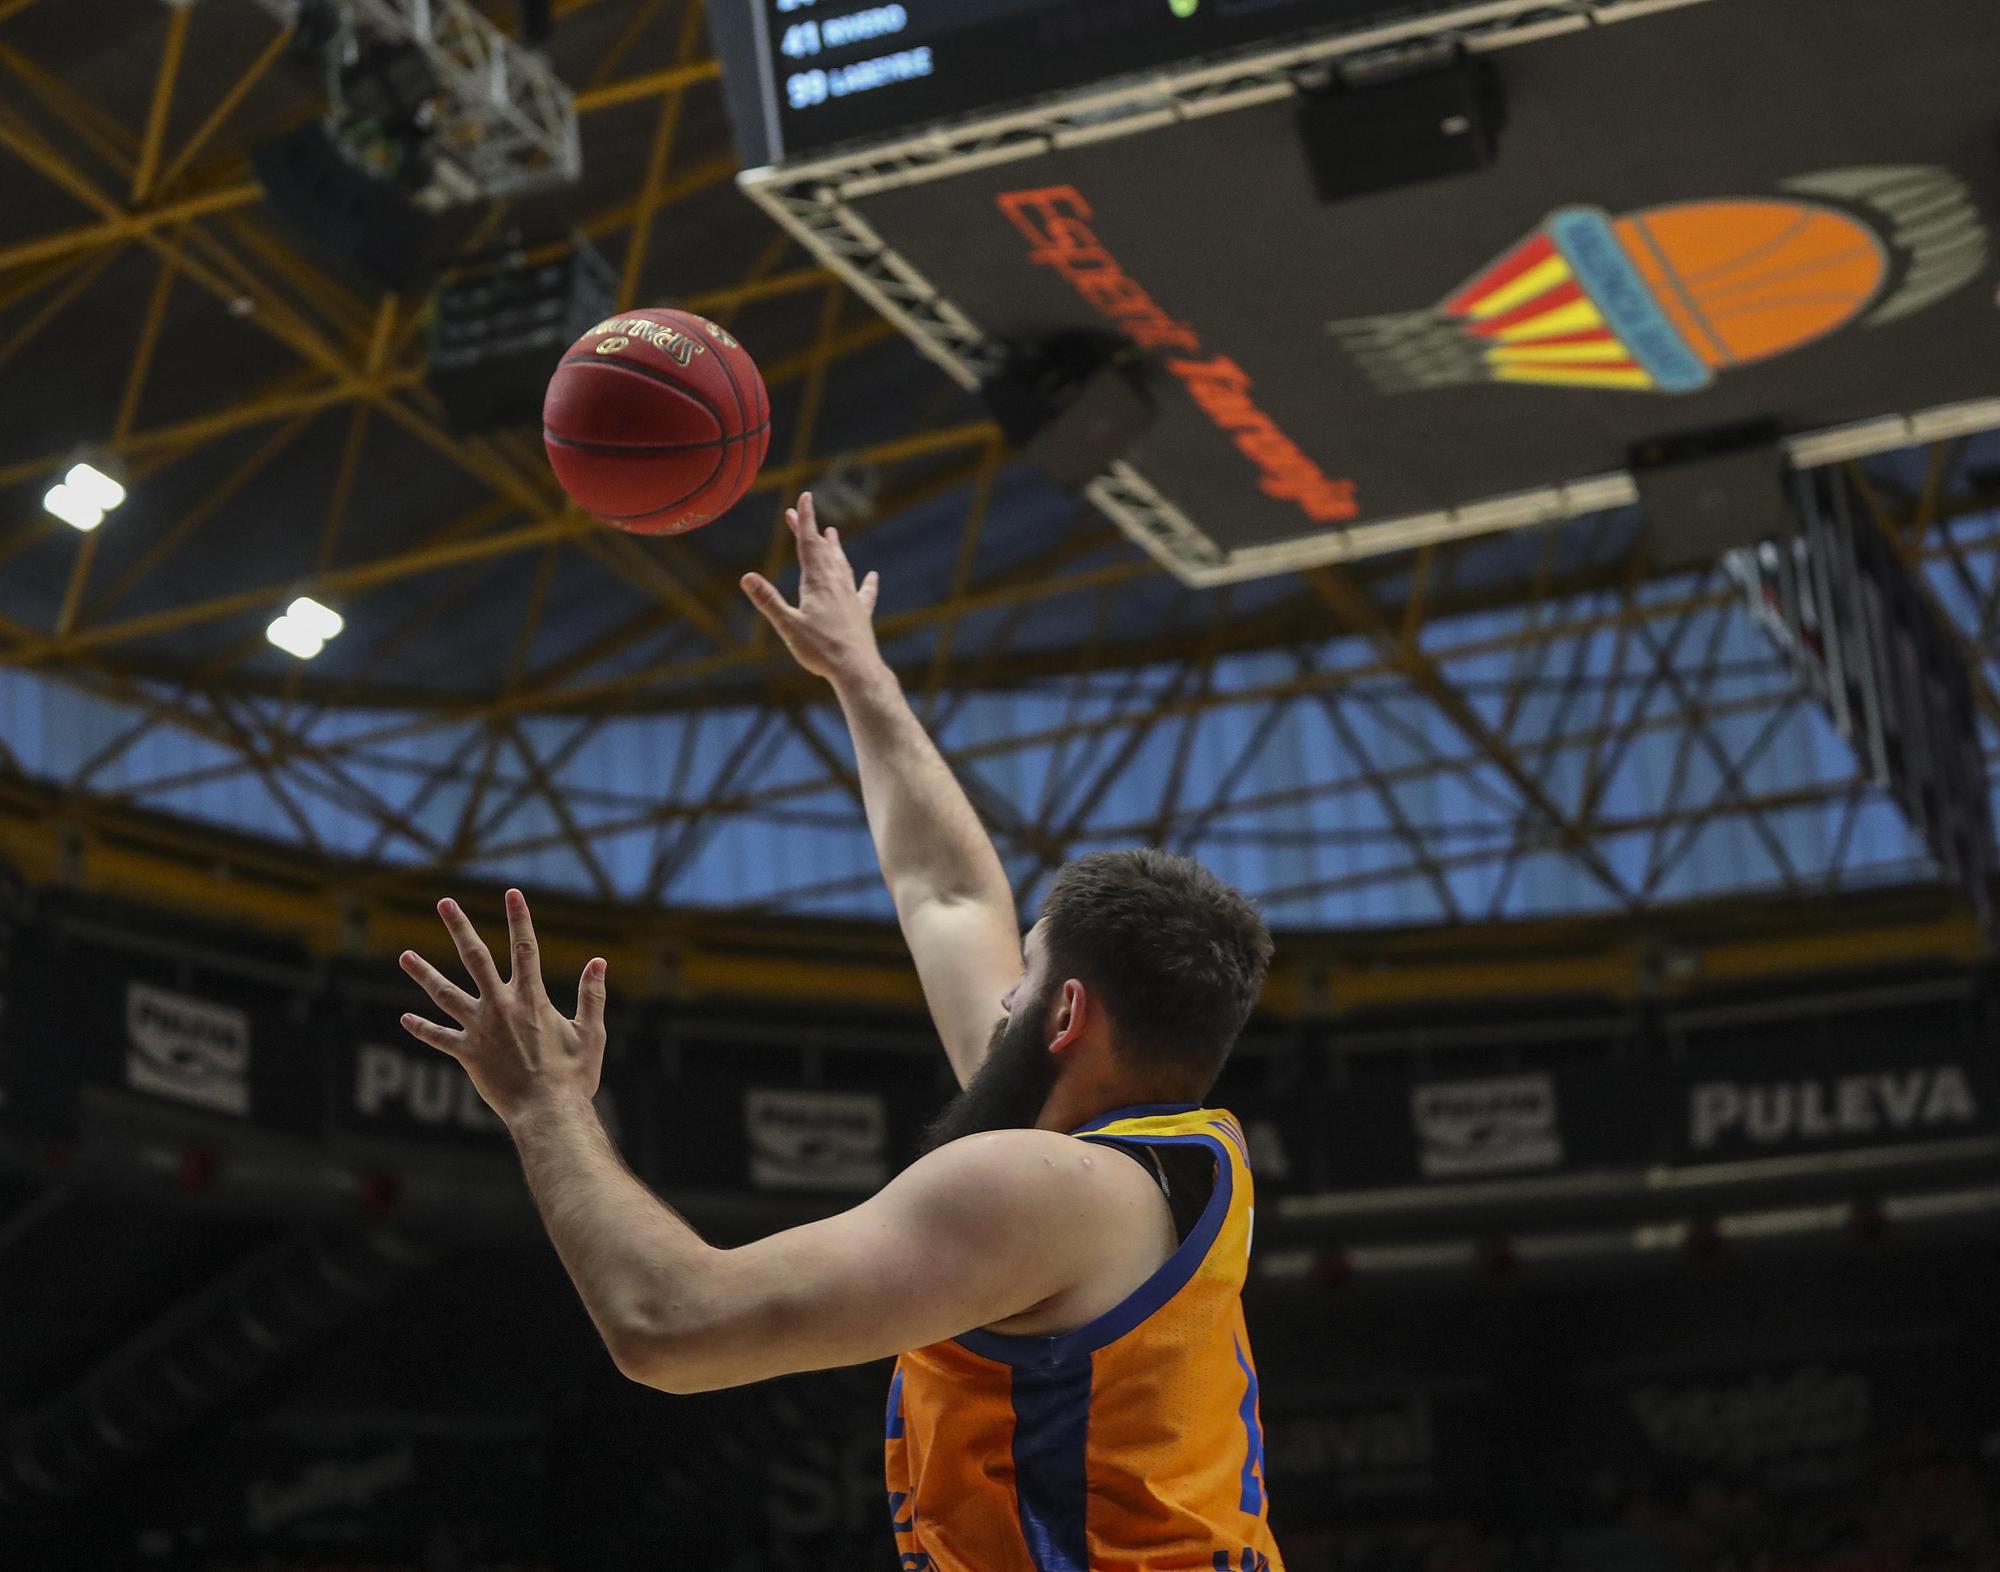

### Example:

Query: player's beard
xmin=918 ymin=981 xmax=1061 ymax=1156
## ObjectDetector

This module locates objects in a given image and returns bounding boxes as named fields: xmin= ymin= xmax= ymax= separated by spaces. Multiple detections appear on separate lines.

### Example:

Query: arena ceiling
xmin=2 ymin=0 xmax=1999 ymax=935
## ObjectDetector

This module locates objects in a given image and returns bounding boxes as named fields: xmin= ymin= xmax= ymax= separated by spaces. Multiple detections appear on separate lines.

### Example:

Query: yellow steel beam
xmin=50 ymin=237 xmax=182 ymax=640
xmin=0 ymin=373 xmax=417 ymax=491
xmin=506 ymin=547 xmax=562 ymax=690
xmin=1304 ymin=565 xmax=1636 ymax=907
xmin=314 ymin=403 xmax=372 ymax=574
xmin=0 ymin=41 xmax=139 ymax=177
xmin=213 ymin=212 xmax=377 ymax=350
xmin=0 ymin=0 xmax=50 ymax=22
xmin=613 ymin=1 xmax=711 ymax=310
xmin=363 ymin=292 xmax=397 ymax=375
xmin=82 ymin=414 xmax=320 ymax=626
xmin=0 ymin=253 xmax=73 ymax=316
xmin=678 ymin=265 xmax=831 ymax=318
xmin=0 ymin=240 xmax=120 ymax=373
xmin=576 ymin=533 xmax=738 ymax=647
xmin=511 ymin=553 xmax=1147 ymax=719
xmin=618 ymin=90 xmax=685 ymax=308
xmin=582 ymin=0 xmax=672 ymax=88
xmin=577 ymin=153 xmax=741 ymax=241
xmin=0 ymin=774 xmax=1978 ymax=1014
xmin=573 ymin=57 xmax=721 ymax=112
xmin=504 ymin=722 xmax=617 ymax=899
xmin=923 ymin=439 xmax=1006 ymax=709
xmin=11 ymin=510 xmax=594 ymax=666
xmin=754 ymin=416 xmax=999 ymax=498
xmin=114 ymin=237 xmax=181 ymax=440
xmin=153 ymin=20 xmax=291 ymax=197
xmin=0 ymin=179 xmax=259 ymax=271
xmin=144 ymin=209 xmax=566 ymax=542
xmin=753 ymin=320 xmax=899 ymax=392
xmin=0 ymin=54 xmax=720 ymax=277
xmin=132 ymin=0 xmax=194 ymax=203
xmin=751 ymin=280 xmax=848 ymax=651
xmin=56 ymin=559 xmax=1743 ymax=821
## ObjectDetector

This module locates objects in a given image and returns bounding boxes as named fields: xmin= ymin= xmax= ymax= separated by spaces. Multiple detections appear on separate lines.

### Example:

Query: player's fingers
xmin=438 ymin=899 xmax=503 ymax=994
xmin=859 ymin=571 xmax=880 ymax=614
xmin=740 ymin=570 xmax=790 ymax=611
xmin=797 ymin=491 xmax=819 ymax=539
xmin=575 ymin=957 xmax=608 ymax=1036
xmin=740 ymin=573 xmax=798 ymax=630
xmin=400 ymin=949 xmax=477 ymax=1022
xmin=785 ymin=506 xmax=801 ymax=540
xmin=504 ymin=888 xmax=547 ymax=999
xmin=400 ymin=1013 xmax=465 ymax=1057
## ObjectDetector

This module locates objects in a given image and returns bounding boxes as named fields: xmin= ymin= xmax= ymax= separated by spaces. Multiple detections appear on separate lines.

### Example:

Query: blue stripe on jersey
xmin=956 ymin=1131 xmax=1234 ymax=1368
xmin=1233 ymin=1335 xmax=1266 ymax=1515
xmin=1010 ymin=1357 xmax=1093 ymax=1571
xmin=886 ymin=1366 xmax=906 ymax=1439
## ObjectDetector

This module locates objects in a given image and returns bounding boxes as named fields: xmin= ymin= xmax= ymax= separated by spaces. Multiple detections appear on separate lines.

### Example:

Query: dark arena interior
xmin=2 ymin=0 xmax=2000 ymax=1567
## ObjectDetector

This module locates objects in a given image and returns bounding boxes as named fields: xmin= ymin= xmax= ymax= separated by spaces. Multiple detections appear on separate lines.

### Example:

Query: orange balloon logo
xmin=1331 ymin=167 xmax=1987 ymax=395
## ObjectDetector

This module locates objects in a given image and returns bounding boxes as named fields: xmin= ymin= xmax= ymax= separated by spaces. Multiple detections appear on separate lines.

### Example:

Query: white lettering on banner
xmin=1689 ymin=1066 xmax=1978 ymax=1150
xmin=1266 ymin=1398 xmax=1436 ymax=1494
xmin=747 ymin=1087 xmax=886 ymax=1192
xmin=354 ymin=1043 xmax=504 ymax=1134
xmin=245 ymin=1442 xmax=416 ymax=1533
xmin=125 ymin=982 xmax=251 ymax=1116
xmin=1630 ymin=1366 xmax=1870 ymax=1465
xmin=1412 ymin=1073 xmax=1562 ymax=1178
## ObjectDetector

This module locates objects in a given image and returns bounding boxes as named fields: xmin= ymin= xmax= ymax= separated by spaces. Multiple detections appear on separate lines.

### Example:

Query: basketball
xmin=542 ymin=307 xmax=772 ymax=535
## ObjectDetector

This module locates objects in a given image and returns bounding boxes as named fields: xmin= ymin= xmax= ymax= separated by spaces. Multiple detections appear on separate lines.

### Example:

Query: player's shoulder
xmin=901 ymin=1127 xmax=1161 ymax=1226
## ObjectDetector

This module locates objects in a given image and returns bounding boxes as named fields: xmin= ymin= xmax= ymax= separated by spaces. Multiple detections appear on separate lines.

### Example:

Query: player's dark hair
xmin=1038 ymin=849 xmax=1272 ymax=1093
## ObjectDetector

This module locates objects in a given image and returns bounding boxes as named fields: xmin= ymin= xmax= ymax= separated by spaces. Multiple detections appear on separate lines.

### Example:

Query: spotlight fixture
xmin=43 ymin=461 xmax=127 ymax=532
xmin=266 ymin=595 xmax=346 ymax=660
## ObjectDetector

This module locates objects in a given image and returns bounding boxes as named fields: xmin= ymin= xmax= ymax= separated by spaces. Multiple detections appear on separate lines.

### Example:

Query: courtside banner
xmin=324 ymin=986 xmax=511 ymax=1150
xmin=58 ymin=931 xmax=320 ymax=1136
xmin=1262 ymin=1381 xmax=1505 ymax=1528
xmin=323 ymin=980 xmax=651 ymax=1171
xmin=841 ymin=0 xmax=2000 ymax=580
xmin=1558 ymin=1339 xmax=1978 ymax=1502
xmin=125 ymin=1424 xmax=544 ymax=1558
xmin=1666 ymin=1046 xmax=1999 ymax=1166
xmin=662 ymin=1036 xmax=938 ymax=1195
xmin=1321 ymin=1064 xmax=1648 ymax=1190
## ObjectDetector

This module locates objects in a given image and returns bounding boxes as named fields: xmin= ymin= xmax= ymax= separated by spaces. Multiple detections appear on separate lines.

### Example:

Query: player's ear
xmin=1047 ymin=978 xmax=1088 ymax=1055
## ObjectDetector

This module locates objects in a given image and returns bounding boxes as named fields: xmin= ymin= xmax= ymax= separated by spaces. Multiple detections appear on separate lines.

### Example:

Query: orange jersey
xmin=885 ymin=1104 xmax=1282 ymax=1572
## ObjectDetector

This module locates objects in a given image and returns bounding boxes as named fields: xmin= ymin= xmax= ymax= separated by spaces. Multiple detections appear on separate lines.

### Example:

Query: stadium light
xmin=43 ymin=460 xmax=127 ymax=532
xmin=285 ymin=596 xmax=344 ymax=641
xmin=266 ymin=595 xmax=346 ymax=660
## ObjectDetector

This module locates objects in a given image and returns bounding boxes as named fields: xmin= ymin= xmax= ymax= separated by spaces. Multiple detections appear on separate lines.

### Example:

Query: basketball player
xmin=399 ymin=493 xmax=1282 ymax=1571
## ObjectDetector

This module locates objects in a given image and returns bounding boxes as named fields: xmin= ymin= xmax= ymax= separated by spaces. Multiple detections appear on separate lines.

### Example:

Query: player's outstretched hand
xmin=399 ymin=890 xmax=607 ymax=1124
xmin=740 ymin=491 xmax=883 ymax=683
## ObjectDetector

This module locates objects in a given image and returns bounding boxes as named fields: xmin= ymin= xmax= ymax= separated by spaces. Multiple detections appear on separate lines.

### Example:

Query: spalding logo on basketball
xmin=1330 ymin=166 xmax=1989 ymax=395
xmin=543 ymin=307 xmax=772 ymax=535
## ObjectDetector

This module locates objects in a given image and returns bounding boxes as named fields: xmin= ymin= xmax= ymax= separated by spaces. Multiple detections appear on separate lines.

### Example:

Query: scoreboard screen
xmin=715 ymin=0 xmax=1407 ymax=165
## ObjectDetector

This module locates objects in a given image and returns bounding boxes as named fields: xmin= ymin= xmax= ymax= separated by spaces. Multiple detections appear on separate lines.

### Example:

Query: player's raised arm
xmin=595 ymin=1125 xmax=1144 ymax=1393
xmin=741 ymin=493 xmax=1023 ymax=1087
xmin=396 ymin=892 xmax=1136 ymax=1392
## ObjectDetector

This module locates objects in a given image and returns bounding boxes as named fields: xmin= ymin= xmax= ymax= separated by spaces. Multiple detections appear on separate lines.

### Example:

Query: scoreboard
xmin=713 ymin=0 xmax=1404 ymax=165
